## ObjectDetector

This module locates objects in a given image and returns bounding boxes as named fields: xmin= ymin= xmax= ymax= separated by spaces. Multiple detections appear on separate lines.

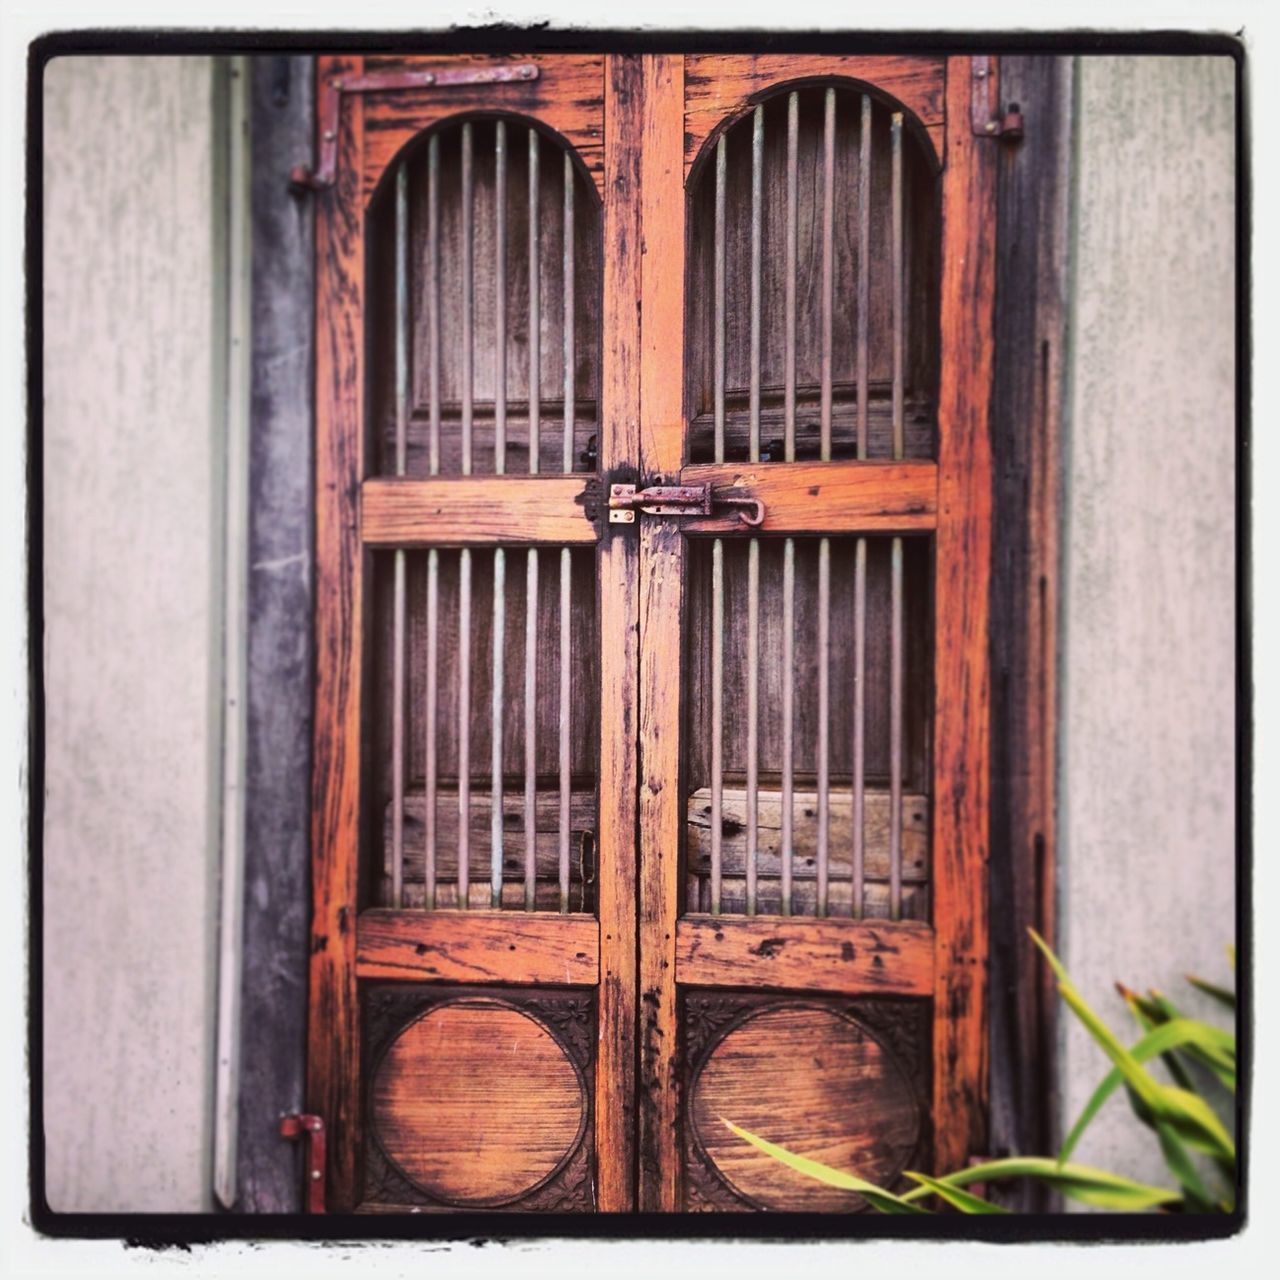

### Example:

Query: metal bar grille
xmin=391 ymin=162 xmax=409 ymax=908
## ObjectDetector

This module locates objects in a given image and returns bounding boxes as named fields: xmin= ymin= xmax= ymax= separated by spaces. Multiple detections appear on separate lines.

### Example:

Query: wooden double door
xmin=309 ymin=51 xmax=995 ymax=1213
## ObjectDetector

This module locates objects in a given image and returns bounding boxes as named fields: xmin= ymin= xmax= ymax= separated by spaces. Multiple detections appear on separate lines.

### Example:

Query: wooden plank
xmin=675 ymin=915 xmax=934 ymax=996
xmin=361 ymin=54 xmax=606 ymax=204
xmin=357 ymin=909 xmax=599 ymax=984
xmin=308 ymin=52 xmax=365 ymax=1213
xmin=595 ymin=52 xmax=644 ymax=1213
xmin=636 ymin=52 xmax=685 ymax=1215
xmin=361 ymin=476 xmax=600 ymax=546
xmin=684 ymin=55 xmax=946 ymax=177
xmin=678 ymin=460 xmax=936 ymax=533
xmin=930 ymin=55 xmax=997 ymax=1178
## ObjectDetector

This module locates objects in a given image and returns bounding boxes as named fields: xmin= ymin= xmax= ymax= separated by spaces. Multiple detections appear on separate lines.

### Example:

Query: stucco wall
xmin=41 ymin=56 xmax=223 ymax=1213
xmin=1058 ymin=55 xmax=1236 ymax=1184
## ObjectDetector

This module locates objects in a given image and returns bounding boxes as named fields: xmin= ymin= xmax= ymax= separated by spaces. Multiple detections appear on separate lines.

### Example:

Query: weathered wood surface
xmin=357 ymin=909 xmax=599 ymax=984
xmin=675 ymin=915 xmax=934 ymax=995
xmin=929 ymin=55 xmax=997 ymax=1178
xmin=360 ymin=54 xmax=606 ymax=203
xmin=308 ymin=51 xmax=365 ymax=1212
xmin=678 ymin=460 xmax=936 ymax=533
xmin=685 ymin=875 xmax=926 ymax=919
xmin=361 ymin=476 xmax=601 ymax=545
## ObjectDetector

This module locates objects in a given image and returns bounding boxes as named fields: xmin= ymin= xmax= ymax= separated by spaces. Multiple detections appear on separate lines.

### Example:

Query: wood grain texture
xmin=930 ymin=55 xmax=997 ymax=1177
xmin=675 ymin=915 xmax=934 ymax=995
xmin=360 ymin=54 xmax=606 ymax=205
xmin=678 ymin=460 xmax=936 ymax=533
xmin=357 ymin=909 xmax=598 ymax=984
xmin=361 ymin=476 xmax=601 ymax=546
xmin=684 ymin=54 xmax=945 ymax=179
xmin=594 ymin=52 xmax=644 ymax=1212
xmin=636 ymin=53 xmax=686 ymax=1214
xmin=308 ymin=53 xmax=366 ymax=1213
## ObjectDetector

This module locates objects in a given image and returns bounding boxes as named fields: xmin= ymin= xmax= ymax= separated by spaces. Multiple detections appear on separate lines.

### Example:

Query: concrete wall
xmin=41 ymin=56 xmax=225 ymax=1213
xmin=1058 ymin=55 xmax=1237 ymax=1183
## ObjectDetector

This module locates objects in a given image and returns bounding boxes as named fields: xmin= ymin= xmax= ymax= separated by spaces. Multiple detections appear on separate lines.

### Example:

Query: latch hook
xmin=607 ymin=482 xmax=764 ymax=527
xmin=279 ymin=1112 xmax=327 ymax=1213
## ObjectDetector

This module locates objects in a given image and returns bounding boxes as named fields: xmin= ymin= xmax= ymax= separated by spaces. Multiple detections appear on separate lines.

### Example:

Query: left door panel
xmin=309 ymin=53 xmax=637 ymax=1213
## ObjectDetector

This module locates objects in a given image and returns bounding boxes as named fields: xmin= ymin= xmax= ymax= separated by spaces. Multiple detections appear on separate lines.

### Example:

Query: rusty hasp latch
xmin=607 ymin=482 xmax=764 ymax=526
xmin=970 ymin=55 xmax=1023 ymax=143
xmin=290 ymin=62 xmax=541 ymax=192
xmin=279 ymin=1112 xmax=327 ymax=1213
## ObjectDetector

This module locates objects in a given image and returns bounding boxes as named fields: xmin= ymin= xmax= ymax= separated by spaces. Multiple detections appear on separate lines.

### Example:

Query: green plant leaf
xmin=1186 ymin=973 xmax=1236 ymax=1012
xmin=1119 ymin=985 xmax=1197 ymax=1092
xmin=1154 ymin=1120 xmax=1213 ymax=1212
xmin=903 ymin=1171 xmax=1009 ymax=1214
xmin=720 ymin=1120 xmax=931 ymax=1214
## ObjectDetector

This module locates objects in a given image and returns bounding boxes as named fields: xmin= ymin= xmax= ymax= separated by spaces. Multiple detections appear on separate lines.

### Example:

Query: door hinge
xmin=290 ymin=62 xmax=541 ymax=192
xmin=279 ymin=1112 xmax=327 ymax=1213
xmin=607 ymin=482 xmax=764 ymax=527
xmin=970 ymin=55 xmax=1024 ymax=143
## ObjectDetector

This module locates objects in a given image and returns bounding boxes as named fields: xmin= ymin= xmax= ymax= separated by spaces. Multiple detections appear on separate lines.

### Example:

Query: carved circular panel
xmin=372 ymin=1000 xmax=586 ymax=1206
xmin=690 ymin=1004 xmax=921 ymax=1212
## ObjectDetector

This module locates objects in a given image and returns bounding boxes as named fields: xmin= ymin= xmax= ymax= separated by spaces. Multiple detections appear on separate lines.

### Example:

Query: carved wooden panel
xmin=361 ymin=984 xmax=596 ymax=1211
xmin=682 ymin=992 xmax=929 ymax=1212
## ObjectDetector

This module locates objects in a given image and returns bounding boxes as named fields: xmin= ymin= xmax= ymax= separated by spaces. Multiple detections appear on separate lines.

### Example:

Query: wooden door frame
xmin=235 ymin=46 xmax=1069 ymax=1214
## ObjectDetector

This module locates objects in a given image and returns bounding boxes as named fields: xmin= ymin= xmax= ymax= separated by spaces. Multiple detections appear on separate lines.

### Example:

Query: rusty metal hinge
xmin=607 ymin=482 xmax=764 ymax=527
xmin=279 ymin=1112 xmax=327 ymax=1213
xmin=290 ymin=62 xmax=542 ymax=193
xmin=970 ymin=55 xmax=1024 ymax=143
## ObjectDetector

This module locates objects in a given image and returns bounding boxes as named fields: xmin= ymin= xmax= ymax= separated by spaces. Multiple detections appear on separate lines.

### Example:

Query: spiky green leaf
xmin=903 ymin=1171 xmax=1009 ymax=1214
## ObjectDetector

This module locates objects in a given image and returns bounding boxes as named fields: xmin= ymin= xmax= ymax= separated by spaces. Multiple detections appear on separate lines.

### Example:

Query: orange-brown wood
xmin=360 ymin=476 xmax=601 ymax=546
xmin=357 ymin=909 xmax=599 ymax=984
xmin=684 ymin=54 xmax=945 ymax=178
xmin=930 ymin=55 xmax=997 ymax=1177
xmin=635 ymin=52 xmax=686 ymax=1215
xmin=677 ymin=460 xmax=937 ymax=534
xmin=308 ymin=52 xmax=365 ymax=1213
xmin=675 ymin=916 xmax=935 ymax=996
xmin=360 ymin=54 xmax=605 ymax=205
xmin=594 ymin=52 xmax=644 ymax=1213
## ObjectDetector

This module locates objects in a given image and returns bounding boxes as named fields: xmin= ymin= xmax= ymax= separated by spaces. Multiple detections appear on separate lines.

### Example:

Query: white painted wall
xmin=1058 ymin=55 xmax=1236 ymax=1185
xmin=41 ymin=56 xmax=224 ymax=1213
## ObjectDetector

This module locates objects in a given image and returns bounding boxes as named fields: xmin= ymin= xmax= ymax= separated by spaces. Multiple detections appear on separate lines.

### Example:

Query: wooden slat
xmin=675 ymin=915 xmax=934 ymax=996
xmin=357 ymin=909 xmax=599 ymax=984
xmin=596 ymin=53 xmax=644 ymax=1213
xmin=308 ymin=53 xmax=364 ymax=1213
xmin=361 ymin=54 xmax=605 ymax=204
xmin=683 ymin=54 xmax=945 ymax=178
xmin=361 ymin=476 xmax=600 ymax=546
xmin=931 ymin=54 xmax=997 ymax=1177
xmin=636 ymin=52 xmax=685 ymax=1215
xmin=678 ymin=460 xmax=936 ymax=534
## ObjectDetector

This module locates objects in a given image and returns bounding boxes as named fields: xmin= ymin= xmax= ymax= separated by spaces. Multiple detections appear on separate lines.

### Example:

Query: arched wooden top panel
xmin=684 ymin=54 xmax=945 ymax=180
xmin=359 ymin=53 xmax=605 ymax=207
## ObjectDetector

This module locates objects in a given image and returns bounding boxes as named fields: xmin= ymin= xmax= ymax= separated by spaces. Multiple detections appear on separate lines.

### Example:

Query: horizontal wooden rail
xmin=678 ymin=460 xmax=936 ymax=535
xmin=675 ymin=914 xmax=934 ymax=996
xmin=362 ymin=476 xmax=601 ymax=546
xmin=357 ymin=908 xmax=600 ymax=985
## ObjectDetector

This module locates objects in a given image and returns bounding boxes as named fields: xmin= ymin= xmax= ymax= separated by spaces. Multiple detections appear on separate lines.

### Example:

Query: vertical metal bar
xmin=714 ymin=133 xmax=726 ymax=462
xmin=458 ymin=548 xmax=472 ymax=908
xmin=890 ymin=110 xmax=906 ymax=921
xmin=817 ymin=539 xmax=830 ymax=918
xmin=490 ymin=548 xmax=506 ymax=907
xmin=710 ymin=539 xmax=724 ymax=916
xmin=391 ymin=162 xmax=408 ymax=909
xmin=852 ymin=538 xmax=866 ymax=919
xmin=428 ymin=134 xmax=441 ymax=477
xmin=524 ymin=548 xmax=538 ymax=910
xmin=528 ymin=128 xmax=541 ymax=474
xmin=857 ymin=94 xmax=871 ymax=461
xmin=746 ymin=104 xmax=763 ymax=917
xmin=461 ymin=121 xmax=474 ymax=476
xmin=425 ymin=548 xmax=439 ymax=909
xmin=781 ymin=537 xmax=795 ymax=917
xmin=559 ymin=547 xmax=572 ymax=912
xmin=495 ymin=120 xmax=507 ymax=475
xmin=562 ymin=152 xmax=575 ymax=474
xmin=820 ymin=87 xmax=835 ymax=462
xmin=784 ymin=90 xmax=798 ymax=462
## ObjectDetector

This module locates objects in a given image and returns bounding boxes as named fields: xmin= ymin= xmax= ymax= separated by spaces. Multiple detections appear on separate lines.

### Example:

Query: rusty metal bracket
xmin=608 ymin=482 xmax=765 ymax=527
xmin=290 ymin=62 xmax=541 ymax=192
xmin=970 ymin=55 xmax=1024 ymax=143
xmin=279 ymin=1112 xmax=327 ymax=1213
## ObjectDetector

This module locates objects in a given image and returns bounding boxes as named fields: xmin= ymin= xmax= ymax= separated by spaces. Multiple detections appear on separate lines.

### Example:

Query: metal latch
xmin=607 ymin=483 xmax=765 ymax=526
xmin=279 ymin=1112 xmax=327 ymax=1213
